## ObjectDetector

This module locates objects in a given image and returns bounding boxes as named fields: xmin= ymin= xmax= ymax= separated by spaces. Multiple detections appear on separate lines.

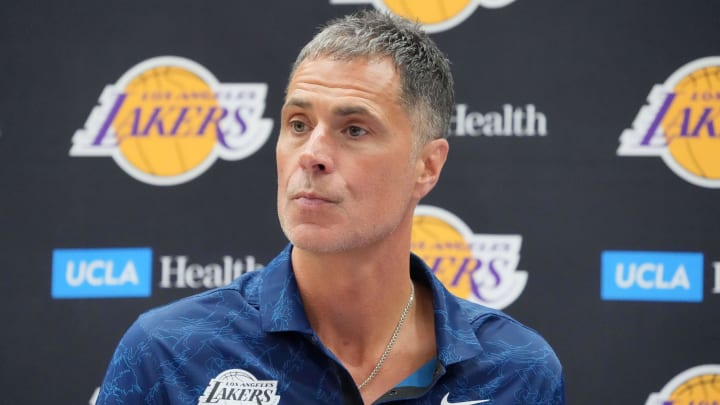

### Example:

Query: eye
xmin=346 ymin=125 xmax=368 ymax=138
xmin=290 ymin=120 xmax=308 ymax=134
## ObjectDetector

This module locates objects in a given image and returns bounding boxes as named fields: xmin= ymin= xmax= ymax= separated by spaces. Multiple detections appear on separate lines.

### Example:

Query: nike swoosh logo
xmin=440 ymin=392 xmax=490 ymax=405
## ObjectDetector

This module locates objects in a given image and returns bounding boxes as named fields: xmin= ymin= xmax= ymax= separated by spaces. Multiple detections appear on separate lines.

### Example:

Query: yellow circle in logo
xmin=412 ymin=214 xmax=473 ymax=299
xmin=667 ymin=372 xmax=720 ymax=402
xmin=114 ymin=66 xmax=219 ymax=177
xmin=663 ymin=65 xmax=720 ymax=180
xmin=382 ymin=0 xmax=471 ymax=25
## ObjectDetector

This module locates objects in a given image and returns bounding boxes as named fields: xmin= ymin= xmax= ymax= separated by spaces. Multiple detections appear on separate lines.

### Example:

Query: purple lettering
xmin=234 ymin=108 xmax=248 ymax=135
xmin=681 ymin=108 xmax=692 ymax=136
xmin=452 ymin=258 xmax=481 ymax=288
xmin=216 ymin=108 xmax=249 ymax=150
xmin=131 ymin=108 xmax=143 ymax=136
xmin=91 ymin=93 xmax=127 ymax=146
xmin=487 ymin=259 xmax=505 ymax=287
xmin=198 ymin=107 xmax=227 ymax=136
xmin=689 ymin=107 xmax=716 ymax=137
xmin=142 ymin=107 xmax=165 ymax=135
xmin=428 ymin=257 xmax=445 ymax=274
xmin=641 ymin=93 xmax=676 ymax=146
xmin=170 ymin=107 xmax=191 ymax=135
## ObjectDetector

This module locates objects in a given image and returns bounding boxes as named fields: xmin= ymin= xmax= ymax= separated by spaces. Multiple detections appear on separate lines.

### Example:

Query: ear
xmin=414 ymin=138 xmax=449 ymax=200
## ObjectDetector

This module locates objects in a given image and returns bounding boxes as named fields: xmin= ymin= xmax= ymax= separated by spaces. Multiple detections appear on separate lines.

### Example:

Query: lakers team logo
xmin=645 ymin=364 xmax=720 ymax=405
xmin=71 ymin=56 xmax=273 ymax=186
xmin=198 ymin=369 xmax=281 ymax=405
xmin=330 ymin=0 xmax=517 ymax=32
xmin=618 ymin=56 xmax=720 ymax=188
xmin=412 ymin=205 xmax=527 ymax=309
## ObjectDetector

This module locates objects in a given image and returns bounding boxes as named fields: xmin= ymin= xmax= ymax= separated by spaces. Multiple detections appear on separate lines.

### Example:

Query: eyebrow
xmin=283 ymin=97 xmax=373 ymax=117
xmin=283 ymin=97 xmax=310 ymax=110
xmin=333 ymin=105 xmax=371 ymax=117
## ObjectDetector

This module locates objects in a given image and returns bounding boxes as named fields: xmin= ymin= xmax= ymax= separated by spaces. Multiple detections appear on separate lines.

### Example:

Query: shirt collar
xmin=259 ymin=245 xmax=313 ymax=334
xmin=259 ymin=244 xmax=485 ymax=365
xmin=409 ymin=252 xmax=485 ymax=366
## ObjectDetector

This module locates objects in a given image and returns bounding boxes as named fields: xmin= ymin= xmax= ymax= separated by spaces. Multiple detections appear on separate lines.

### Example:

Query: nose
xmin=298 ymin=125 xmax=335 ymax=173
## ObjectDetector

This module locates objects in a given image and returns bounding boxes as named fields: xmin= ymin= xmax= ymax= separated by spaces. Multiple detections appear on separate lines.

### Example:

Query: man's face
xmin=276 ymin=56 xmax=425 ymax=254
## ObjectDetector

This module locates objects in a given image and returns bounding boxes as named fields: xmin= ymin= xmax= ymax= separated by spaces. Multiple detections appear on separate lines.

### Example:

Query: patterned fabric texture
xmin=97 ymin=245 xmax=565 ymax=404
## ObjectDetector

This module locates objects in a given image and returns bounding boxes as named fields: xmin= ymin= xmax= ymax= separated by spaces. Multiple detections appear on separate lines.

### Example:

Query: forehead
xmin=284 ymin=57 xmax=404 ymax=112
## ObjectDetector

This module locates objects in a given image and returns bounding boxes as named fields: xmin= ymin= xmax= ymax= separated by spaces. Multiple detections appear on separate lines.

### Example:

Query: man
xmin=97 ymin=10 xmax=565 ymax=405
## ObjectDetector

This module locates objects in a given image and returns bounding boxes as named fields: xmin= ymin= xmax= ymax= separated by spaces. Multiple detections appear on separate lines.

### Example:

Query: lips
xmin=291 ymin=191 xmax=338 ymax=206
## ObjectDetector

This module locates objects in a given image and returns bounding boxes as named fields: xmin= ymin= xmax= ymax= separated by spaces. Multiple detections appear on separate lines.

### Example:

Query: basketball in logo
xmin=618 ymin=56 xmax=720 ymax=188
xmin=71 ymin=56 xmax=273 ymax=186
xmin=412 ymin=213 xmax=474 ymax=299
xmin=116 ymin=66 xmax=219 ymax=178
xmin=663 ymin=65 xmax=720 ymax=180
xmin=198 ymin=368 xmax=281 ymax=405
xmin=330 ymin=0 xmax=517 ymax=32
xmin=382 ymin=0 xmax=471 ymax=25
xmin=411 ymin=205 xmax=528 ymax=310
xmin=668 ymin=372 xmax=720 ymax=402
xmin=645 ymin=364 xmax=720 ymax=405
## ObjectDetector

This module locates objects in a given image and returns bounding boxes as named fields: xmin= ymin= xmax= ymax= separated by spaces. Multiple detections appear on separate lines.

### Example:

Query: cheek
xmin=275 ymin=148 xmax=292 ymax=184
xmin=362 ymin=161 xmax=414 ymax=199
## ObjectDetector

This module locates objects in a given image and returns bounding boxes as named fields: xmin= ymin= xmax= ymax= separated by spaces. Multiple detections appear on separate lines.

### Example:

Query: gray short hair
xmin=290 ymin=9 xmax=454 ymax=147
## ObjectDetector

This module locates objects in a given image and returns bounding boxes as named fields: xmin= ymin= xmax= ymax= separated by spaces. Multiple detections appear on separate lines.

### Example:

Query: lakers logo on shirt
xmin=198 ymin=369 xmax=281 ymax=405
xmin=618 ymin=56 xmax=720 ymax=188
xmin=71 ymin=56 xmax=273 ymax=186
xmin=330 ymin=0 xmax=517 ymax=32
xmin=645 ymin=364 xmax=720 ymax=405
xmin=412 ymin=205 xmax=527 ymax=309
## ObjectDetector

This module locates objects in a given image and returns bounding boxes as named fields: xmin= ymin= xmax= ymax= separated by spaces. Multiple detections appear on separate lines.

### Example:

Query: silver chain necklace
xmin=357 ymin=282 xmax=415 ymax=390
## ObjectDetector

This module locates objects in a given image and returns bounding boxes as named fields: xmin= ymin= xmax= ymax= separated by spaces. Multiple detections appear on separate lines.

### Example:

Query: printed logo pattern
xmin=645 ymin=364 xmax=720 ymax=405
xmin=441 ymin=392 xmax=491 ymax=405
xmin=198 ymin=369 xmax=280 ymax=405
xmin=619 ymin=56 xmax=720 ymax=188
xmin=412 ymin=205 xmax=527 ymax=309
xmin=330 ymin=0 xmax=517 ymax=32
xmin=52 ymin=247 xmax=153 ymax=298
xmin=71 ymin=56 xmax=273 ymax=186
xmin=601 ymin=251 xmax=704 ymax=303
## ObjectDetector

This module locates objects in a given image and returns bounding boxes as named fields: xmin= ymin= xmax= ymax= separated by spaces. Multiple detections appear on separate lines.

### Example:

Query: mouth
xmin=291 ymin=191 xmax=337 ymax=206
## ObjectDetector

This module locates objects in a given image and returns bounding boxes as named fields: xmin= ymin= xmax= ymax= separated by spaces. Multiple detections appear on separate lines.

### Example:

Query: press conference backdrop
xmin=1 ymin=1 xmax=718 ymax=404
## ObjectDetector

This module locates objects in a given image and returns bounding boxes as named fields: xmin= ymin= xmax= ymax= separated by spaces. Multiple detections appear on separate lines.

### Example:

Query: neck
xmin=292 ymin=240 xmax=414 ymax=353
xmin=292 ymin=242 xmax=437 ymax=403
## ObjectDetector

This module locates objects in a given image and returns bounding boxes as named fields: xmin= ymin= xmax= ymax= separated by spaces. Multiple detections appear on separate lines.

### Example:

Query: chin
xmin=288 ymin=230 xmax=348 ymax=254
xmin=286 ymin=224 xmax=402 ymax=256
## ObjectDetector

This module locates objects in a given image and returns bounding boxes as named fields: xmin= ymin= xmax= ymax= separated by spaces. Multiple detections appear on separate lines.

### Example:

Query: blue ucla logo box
xmin=601 ymin=251 xmax=703 ymax=302
xmin=52 ymin=247 xmax=153 ymax=299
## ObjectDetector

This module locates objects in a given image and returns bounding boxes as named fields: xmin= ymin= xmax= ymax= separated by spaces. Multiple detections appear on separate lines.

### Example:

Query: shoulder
xmin=460 ymin=299 xmax=554 ymax=349
xmin=96 ymin=270 xmax=267 ymax=404
xmin=114 ymin=246 xmax=293 ymax=350
xmin=458 ymin=297 xmax=561 ymax=367
xmin=134 ymin=268 xmax=265 ymax=337
xmin=113 ymin=271 xmax=265 ymax=352
xmin=452 ymin=297 xmax=565 ymax=403
xmin=412 ymin=252 xmax=562 ymax=373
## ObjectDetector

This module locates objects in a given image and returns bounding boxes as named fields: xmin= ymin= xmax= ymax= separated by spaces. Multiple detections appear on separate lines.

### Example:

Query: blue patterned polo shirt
xmin=97 ymin=245 xmax=565 ymax=404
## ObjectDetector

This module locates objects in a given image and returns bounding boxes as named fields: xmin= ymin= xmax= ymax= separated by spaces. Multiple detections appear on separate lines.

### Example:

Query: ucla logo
xmin=601 ymin=251 xmax=703 ymax=302
xmin=71 ymin=56 xmax=273 ymax=186
xmin=645 ymin=364 xmax=720 ymax=405
xmin=619 ymin=56 xmax=720 ymax=188
xmin=331 ymin=0 xmax=517 ymax=32
xmin=412 ymin=205 xmax=527 ymax=309
xmin=52 ymin=247 xmax=153 ymax=298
